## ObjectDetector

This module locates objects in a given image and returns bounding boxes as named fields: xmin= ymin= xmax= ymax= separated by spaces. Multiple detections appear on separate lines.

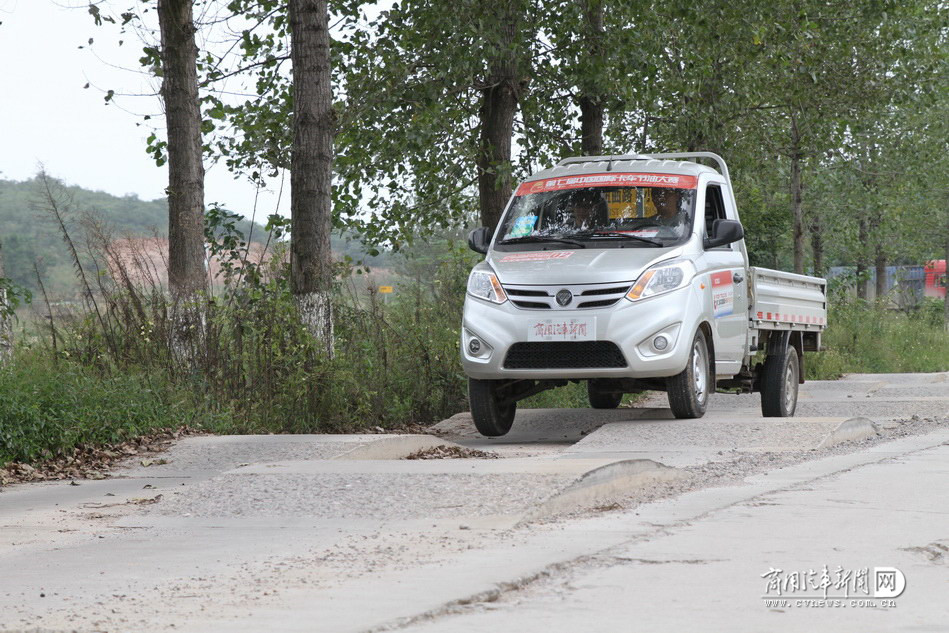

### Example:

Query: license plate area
xmin=527 ymin=317 xmax=596 ymax=342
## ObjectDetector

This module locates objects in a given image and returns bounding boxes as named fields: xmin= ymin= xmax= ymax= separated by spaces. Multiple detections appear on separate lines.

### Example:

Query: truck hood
xmin=486 ymin=247 xmax=682 ymax=285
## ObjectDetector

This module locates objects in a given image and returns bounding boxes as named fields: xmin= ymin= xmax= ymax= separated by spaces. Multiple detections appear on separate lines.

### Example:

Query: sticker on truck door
xmin=710 ymin=271 xmax=734 ymax=318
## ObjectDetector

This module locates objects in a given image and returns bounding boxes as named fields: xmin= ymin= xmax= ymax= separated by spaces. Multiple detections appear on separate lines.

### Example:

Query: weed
xmin=0 ymin=353 xmax=209 ymax=464
xmin=807 ymin=297 xmax=949 ymax=379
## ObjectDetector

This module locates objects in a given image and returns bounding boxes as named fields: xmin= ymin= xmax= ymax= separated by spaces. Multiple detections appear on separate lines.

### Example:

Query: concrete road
xmin=402 ymin=436 xmax=949 ymax=633
xmin=0 ymin=372 xmax=947 ymax=632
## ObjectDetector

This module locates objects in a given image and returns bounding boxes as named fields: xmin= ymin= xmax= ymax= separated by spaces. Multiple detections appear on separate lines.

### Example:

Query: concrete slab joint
xmin=816 ymin=417 xmax=880 ymax=450
xmin=333 ymin=435 xmax=463 ymax=460
xmin=525 ymin=459 xmax=686 ymax=522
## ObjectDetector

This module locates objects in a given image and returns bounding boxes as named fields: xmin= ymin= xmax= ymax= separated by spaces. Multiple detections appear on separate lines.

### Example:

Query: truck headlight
xmin=626 ymin=260 xmax=696 ymax=301
xmin=467 ymin=270 xmax=508 ymax=304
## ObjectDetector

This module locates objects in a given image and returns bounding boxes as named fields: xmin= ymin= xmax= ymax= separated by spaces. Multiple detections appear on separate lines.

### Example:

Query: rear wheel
xmin=760 ymin=345 xmax=799 ymax=417
xmin=588 ymin=380 xmax=622 ymax=409
xmin=666 ymin=329 xmax=711 ymax=419
xmin=468 ymin=378 xmax=516 ymax=437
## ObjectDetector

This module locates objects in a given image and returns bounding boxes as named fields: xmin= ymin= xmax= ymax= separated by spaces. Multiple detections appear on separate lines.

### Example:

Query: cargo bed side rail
xmin=751 ymin=267 xmax=827 ymax=332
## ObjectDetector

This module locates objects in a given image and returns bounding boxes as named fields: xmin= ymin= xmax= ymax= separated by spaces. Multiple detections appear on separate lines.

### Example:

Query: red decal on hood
xmin=498 ymin=251 xmax=577 ymax=263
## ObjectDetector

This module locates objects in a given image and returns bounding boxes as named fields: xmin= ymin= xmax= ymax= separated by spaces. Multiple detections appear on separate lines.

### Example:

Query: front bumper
xmin=461 ymin=283 xmax=704 ymax=380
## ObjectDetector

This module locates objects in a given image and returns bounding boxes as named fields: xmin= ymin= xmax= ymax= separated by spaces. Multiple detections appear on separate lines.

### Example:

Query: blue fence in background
xmin=827 ymin=266 xmax=926 ymax=306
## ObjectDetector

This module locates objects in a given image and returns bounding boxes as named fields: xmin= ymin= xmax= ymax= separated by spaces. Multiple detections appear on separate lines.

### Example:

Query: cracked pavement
xmin=1 ymin=372 xmax=947 ymax=632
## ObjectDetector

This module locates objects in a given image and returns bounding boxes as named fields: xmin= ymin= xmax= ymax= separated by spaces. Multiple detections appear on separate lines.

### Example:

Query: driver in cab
xmin=564 ymin=190 xmax=605 ymax=230
xmin=650 ymin=188 xmax=687 ymax=237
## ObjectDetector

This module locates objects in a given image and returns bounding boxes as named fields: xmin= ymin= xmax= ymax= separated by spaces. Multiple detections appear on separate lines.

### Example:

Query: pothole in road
xmin=404 ymin=445 xmax=501 ymax=460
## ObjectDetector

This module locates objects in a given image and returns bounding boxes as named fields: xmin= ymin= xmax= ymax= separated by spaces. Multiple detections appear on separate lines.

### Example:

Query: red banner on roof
xmin=515 ymin=172 xmax=698 ymax=196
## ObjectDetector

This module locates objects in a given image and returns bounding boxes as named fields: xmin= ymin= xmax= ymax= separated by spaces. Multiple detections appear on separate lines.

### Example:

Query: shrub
xmin=807 ymin=298 xmax=949 ymax=379
xmin=0 ymin=354 xmax=203 ymax=464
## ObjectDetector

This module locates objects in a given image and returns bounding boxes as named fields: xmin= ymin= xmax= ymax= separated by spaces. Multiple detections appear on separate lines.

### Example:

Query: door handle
xmin=733 ymin=273 xmax=744 ymax=283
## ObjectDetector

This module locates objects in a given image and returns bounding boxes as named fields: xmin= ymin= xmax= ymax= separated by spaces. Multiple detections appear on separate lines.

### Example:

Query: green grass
xmin=807 ymin=298 xmax=949 ymax=380
xmin=0 ymin=354 xmax=210 ymax=465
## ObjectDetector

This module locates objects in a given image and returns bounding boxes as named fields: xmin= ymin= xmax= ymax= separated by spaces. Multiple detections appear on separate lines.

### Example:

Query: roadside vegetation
xmin=807 ymin=296 xmax=949 ymax=380
xmin=0 ymin=355 xmax=194 ymax=465
xmin=0 ymin=213 xmax=599 ymax=467
xmin=1 ymin=0 xmax=947 ymax=469
xmin=2 ymin=220 xmax=944 ymax=468
xmin=0 ymin=290 xmax=945 ymax=467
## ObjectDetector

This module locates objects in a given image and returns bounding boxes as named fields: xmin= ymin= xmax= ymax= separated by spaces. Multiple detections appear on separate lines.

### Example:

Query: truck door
xmin=701 ymin=182 xmax=749 ymax=374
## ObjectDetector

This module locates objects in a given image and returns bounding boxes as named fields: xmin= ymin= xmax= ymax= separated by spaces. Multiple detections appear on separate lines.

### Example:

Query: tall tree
xmin=289 ymin=0 xmax=335 ymax=345
xmin=635 ymin=0 xmax=765 ymax=154
xmin=576 ymin=0 xmax=605 ymax=155
xmin=738 ymin=1 xmax=900 ymax=274
xmin=537 ymin=0 xmax=635 ymax=158
xmin=157 ymin=0 xmax=206 ymax=298
xmin=332 ymin=0 xmax=537 ymax=236
xmin=0 ymin=238 xmax=11 ymax=363
xmin=205 ymin=0 xmax=507 ymax=245
xmin=477 ymin=0 xmax=524 ymax=231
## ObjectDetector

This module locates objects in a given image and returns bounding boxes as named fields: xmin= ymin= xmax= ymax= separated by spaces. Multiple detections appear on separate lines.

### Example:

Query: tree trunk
xmin=789 ymin=115 xmax=805 ymax=275
xmin=579 ymin=96 xmax=604 ymax=156
xmin=477 ymin=2 xmax=520 ymax=232
xmin=874 ymin=250 xmax=887 ymax=302
xmin=810 ymin=213 xmax=824 ymax=277
xmin=856 ymin=217 xmax=869 ymax=300
xmin=578 ymin=0 xmax=604 ymax=156
xmin=158 ymin=0 xmax=206 ymax=299
xmin=289 ymin=0 xmax=335 ymax=348
xmin=944 ymin=216 xmax=949 ymax=331
xmin=0 ymin=238 xmax=12 ymax=363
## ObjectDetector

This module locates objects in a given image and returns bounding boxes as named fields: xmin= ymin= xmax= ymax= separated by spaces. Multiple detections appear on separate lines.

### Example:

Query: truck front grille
xmin=503 ymin=341 xmax=627 ymax=369
xmin=575 ymin=298 xmax=620 ymax=309
xmin=503 ymin=283 xmax=631 ymax=310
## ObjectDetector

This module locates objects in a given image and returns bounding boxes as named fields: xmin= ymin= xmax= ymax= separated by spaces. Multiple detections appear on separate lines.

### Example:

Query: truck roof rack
xmin=555 ymin=152 xmax=732 ymax=189
xmin=556 ymin=154 xmax=652 ymax=167
xmin=645 ymin=152 xmax=732 ymax=189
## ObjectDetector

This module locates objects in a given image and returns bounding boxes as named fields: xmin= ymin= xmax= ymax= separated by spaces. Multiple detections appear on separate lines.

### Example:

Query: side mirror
xmin=467 ymin=227 xmax=491 ymax=255
xmin=704 ymin=219 xmax=744 ymax=249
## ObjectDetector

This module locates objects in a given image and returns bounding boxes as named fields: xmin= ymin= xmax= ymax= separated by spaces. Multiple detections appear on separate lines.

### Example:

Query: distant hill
xmin=0 ymin=176 xmax=184 ymax=297
xmin=0 ymin=175 xmax=390 ymax=298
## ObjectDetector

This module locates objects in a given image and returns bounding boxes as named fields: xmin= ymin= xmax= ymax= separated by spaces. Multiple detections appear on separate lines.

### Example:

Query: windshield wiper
xmin=498 ymin=235 xmax=586 ymax=248
xmin=573 ymin=231 xmax=663 ymax=247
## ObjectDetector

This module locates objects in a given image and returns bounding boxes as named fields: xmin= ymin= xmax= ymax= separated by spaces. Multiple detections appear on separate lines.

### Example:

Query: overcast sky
xmin=0 ymin=0 xmax=288 ymax=219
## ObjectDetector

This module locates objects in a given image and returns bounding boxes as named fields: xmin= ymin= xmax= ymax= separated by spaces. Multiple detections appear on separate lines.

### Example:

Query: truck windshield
xmin=498 ymin=177 xmax=697 ymax=248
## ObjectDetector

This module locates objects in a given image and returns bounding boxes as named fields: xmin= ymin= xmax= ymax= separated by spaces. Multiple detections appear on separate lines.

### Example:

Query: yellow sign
xmin=606 ymin=187 xmax=636 ymax=219
xmin=604 ymin=187 xmax=656 ymax=219
xmin=644 ymin=188 xmax=657 ymax=217
xmin=378 ymin=285 xmax=394 ymax=294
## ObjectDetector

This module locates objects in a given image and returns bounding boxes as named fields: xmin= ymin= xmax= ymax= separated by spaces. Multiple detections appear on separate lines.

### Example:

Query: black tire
xmin=588 ymin=380 xmax=622 ymax=409
xmin=468 ymin=378 xmax=516 ymax=437
xmin=760 ymin=344 xmax=799 ymax=417
xmin=666 ymin=329 xmax=711 ymax=419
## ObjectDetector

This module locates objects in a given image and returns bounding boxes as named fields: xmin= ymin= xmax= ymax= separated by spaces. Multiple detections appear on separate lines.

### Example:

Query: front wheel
xmin=468 ymin=378 xmax=516 ymax=437
xmin=760 ymin=345 xmax=799 ymax=417
xmin=666 ymin=329 xmax=711 ymax=418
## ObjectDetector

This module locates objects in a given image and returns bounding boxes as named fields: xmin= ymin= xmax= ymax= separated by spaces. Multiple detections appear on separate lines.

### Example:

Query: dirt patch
xmin=0 ymin=426 xmax=201 ymax=487
xmin=902 ymin=541 xmax=949 ymax=564
xmin=404 ymin=445 xmax=500 ymax=460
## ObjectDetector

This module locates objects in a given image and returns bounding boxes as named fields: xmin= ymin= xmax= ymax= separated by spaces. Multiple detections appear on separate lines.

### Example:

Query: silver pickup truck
xmin=462 ymin=152 xmax=827 ymax=436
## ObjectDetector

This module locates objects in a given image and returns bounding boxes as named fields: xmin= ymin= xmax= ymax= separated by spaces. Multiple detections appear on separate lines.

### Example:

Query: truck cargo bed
xmin=750 ymin=267 xmax=827 ymax=331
